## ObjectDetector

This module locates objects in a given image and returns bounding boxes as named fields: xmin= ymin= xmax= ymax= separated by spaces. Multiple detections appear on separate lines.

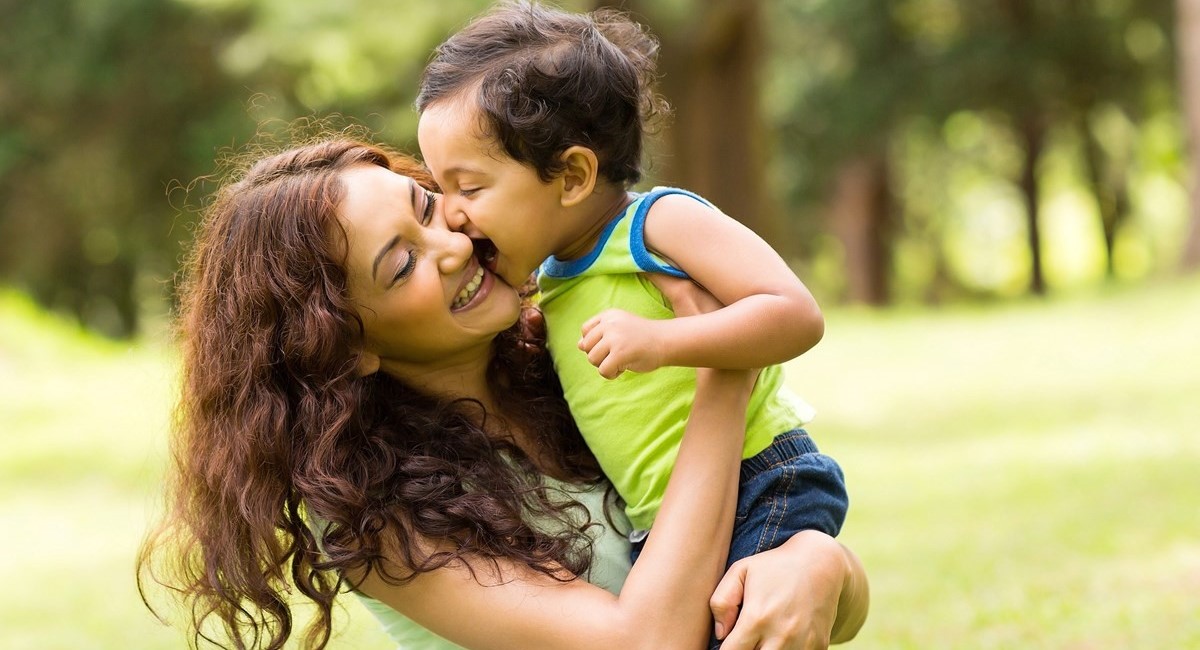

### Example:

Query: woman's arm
xmin=355 ymin=366 xmax=753 ymax=650
xmin=651 ymin=274 xmax=869 ymax=649
xmin=579 ymin=195 xmax=822 ymax=378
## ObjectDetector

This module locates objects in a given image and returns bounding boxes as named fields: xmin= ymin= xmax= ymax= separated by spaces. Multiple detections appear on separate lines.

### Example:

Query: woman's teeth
xmin=453 ymin=266 xmax=486 ymax=308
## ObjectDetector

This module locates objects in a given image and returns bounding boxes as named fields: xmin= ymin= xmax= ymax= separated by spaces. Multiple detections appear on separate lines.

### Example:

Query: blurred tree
xmin=773 ymin=0 xmax=1178 ymax=300
xmin=767 ymin=0 xmax=926 ymax=305
xmin=1179 ymin=0 xmax=1200 ymax=270
xmin=183 ymin=0 xmax=498 ymax=146
xmin=0 ymin=0 xmax=494 ymax=337
xmin=593 ymin=0 xmax=785 ymax=255
xmin=929 ymin=0 xmax=1177 ymax=289
xmin=1059 ymin=1 xmax=1174 ymax=280
xmin=0 ymin=0 xmax=254 ymax=336
xmin=0 ymin=0 xmax=1188 ymax=337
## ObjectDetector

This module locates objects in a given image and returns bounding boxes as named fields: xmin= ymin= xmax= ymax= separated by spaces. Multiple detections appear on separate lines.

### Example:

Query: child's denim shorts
xmin=629 ymin=429 xmax=847 ymax=649
xmin=726 ymin=428 xmax=847 ymax=565
xmin=630 ymin=428 xmax=848 ymax=567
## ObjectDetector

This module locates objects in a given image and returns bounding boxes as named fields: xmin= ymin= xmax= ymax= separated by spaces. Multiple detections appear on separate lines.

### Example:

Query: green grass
xmin=1 ymin=279 xmax=1197 ymax=648
xmin=791 ymin=279 xmax=1200 ymax=649
xmin=0 ymin=293 xmax=389 ymax=649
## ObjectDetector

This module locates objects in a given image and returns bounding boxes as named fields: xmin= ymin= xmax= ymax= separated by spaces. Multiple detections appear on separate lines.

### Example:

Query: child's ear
xmin=558 ymin=146 xmax=599 ymax=207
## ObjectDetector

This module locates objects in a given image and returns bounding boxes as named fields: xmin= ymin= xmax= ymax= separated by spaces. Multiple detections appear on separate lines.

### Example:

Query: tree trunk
xmin=1079 ymin=115 xmax=1130 ymax=280
xmin=997 ymin=0 xmax=1048 ymax=294
xmin=1018 ymin=115 xmax=1048 ymax=295
xmin=604 ymin=0 xmax=787 ymax=253
xmin=828 ymin=152 xmax=893 ymax=305
xmin=107 ymin=256 xmax=140 ymax=338
xmin=1177 ymin=0 xmax=1200 ymax=270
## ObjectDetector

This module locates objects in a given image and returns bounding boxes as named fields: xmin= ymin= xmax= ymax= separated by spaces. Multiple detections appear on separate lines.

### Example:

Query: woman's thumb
xmin=710 ymin=562 xmax=747 ymax=640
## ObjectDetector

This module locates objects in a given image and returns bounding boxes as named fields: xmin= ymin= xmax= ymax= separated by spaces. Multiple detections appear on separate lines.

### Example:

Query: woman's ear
xmin=355 ymin=350 xmax=381 ymax=377
xmin=558 ymin=146 xmax=599 ymax=207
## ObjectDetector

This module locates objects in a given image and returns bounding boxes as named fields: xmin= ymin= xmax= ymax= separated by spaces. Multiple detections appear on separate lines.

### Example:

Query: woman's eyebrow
xmin=371 ymin=179 xmax=420 ymax=282
xmin=372 ymin=235 xmax=401 ymax=282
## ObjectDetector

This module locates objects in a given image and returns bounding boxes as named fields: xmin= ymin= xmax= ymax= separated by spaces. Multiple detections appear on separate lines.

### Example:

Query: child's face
xmin=418 ymin=100 xmax=567 ymax=288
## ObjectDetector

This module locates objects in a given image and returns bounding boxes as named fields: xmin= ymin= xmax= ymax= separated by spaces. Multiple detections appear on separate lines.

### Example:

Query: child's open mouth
xmin=473 ymin=238 xmax=498 ymax=273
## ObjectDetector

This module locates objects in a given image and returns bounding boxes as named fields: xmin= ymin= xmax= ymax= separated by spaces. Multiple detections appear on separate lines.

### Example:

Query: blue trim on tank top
xmin=538 ymin=210 xmax=624 ymax=278
xmin=630 ymin=187 xmax=711 ymax=278
xmin=538 ymin=187 xmax=712 ymax=279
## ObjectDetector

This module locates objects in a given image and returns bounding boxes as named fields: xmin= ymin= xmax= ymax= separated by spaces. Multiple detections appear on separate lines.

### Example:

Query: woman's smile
xmin=451 ymin=259 xmax=490 ymax=310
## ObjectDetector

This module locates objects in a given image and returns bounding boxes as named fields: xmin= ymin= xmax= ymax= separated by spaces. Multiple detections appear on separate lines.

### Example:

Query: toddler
xmin=416 ymin=0 xmax=848 ymax=578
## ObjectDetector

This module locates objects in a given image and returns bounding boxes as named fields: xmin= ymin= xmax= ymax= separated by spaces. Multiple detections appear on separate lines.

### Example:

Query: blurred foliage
xmin=766 ymin=0 xmax=1183 ymax=300
xmin=0 ymin=0 xmax=256 ymax=336
xmin=0 ymin=0 xmax=1194 ymax=336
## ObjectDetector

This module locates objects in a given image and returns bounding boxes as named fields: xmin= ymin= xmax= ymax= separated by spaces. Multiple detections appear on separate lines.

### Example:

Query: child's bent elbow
xmin=795 ymin=307 xmax=824 ymax=355
xmin=811 ymin=311 xmax=826 ymax=345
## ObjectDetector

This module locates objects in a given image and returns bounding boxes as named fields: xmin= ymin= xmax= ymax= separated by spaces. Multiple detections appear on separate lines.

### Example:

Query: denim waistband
xmin=739 ymin=429 xmax=817 ymax=482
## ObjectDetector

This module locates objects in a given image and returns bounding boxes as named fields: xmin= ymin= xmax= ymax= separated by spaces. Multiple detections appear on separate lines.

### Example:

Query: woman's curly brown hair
xmin=137 ymin=137 xmax=605 ymax=649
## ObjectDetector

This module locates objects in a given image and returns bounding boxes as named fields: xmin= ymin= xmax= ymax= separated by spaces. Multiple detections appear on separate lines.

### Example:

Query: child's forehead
xmin=426 ymin=93 xmax=496 ymax=142
xmin=424 ymin=103 xmax=516 ymax=167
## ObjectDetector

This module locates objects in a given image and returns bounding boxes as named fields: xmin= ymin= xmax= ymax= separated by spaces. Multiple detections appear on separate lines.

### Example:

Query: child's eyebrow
xmin=442 ymin=165 xmax=483 ymax=177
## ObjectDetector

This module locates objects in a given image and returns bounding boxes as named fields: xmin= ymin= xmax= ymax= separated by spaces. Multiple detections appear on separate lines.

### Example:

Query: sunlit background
xmin=1 ymin=0 xmax=1197 ymax=648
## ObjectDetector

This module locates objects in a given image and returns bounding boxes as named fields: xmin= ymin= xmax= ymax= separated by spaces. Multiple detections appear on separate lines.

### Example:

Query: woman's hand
xmin=655 ymin=274 xmax=762 ymax=394
xmin=649 ymin=274 xmax=724 ymax=318
xmin=711 ymin=531 xmax=869 ymax=650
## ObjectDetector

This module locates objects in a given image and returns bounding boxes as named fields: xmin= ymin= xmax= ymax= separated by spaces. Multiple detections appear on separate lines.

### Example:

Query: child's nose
xmin=443 ymin=198 xmax=484 ymax=238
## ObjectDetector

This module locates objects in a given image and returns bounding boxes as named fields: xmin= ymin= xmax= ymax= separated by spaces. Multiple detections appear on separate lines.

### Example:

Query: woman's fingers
xmin=647 ymin=274 xmax=723 ymax=317
xmin=710 ymin=560 xmax=747 ymax=640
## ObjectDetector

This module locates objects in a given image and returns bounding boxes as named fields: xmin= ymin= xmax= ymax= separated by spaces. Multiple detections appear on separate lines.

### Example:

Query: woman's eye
xmin=392 ymin=251 xmax=418 ymax=285
xmin=422 ymin=189 xmax=437 ymax=224
xmin=459 ymin=188 xmax=479 ymax=198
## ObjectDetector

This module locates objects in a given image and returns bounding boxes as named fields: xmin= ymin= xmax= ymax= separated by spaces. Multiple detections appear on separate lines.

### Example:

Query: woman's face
xmin=337 ymin=163 xmax=519 ymax=379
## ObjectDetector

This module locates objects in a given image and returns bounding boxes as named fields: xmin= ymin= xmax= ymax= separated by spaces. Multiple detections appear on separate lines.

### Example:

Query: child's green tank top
xmin=537 ymin=187 xmax=816 ymax=531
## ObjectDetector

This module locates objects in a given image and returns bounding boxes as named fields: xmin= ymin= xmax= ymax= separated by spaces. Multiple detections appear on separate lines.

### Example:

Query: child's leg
xmin=727 ymin=429 xmax=848 ymax=568
xmin=630 ymin=429 xmax=846 ymax=567
xmin=627 ymin=529 xmax=649 ymax=565
xmin=631 ymin=429 xmax=847 ymax=649
xmin=703 ymin=430 xmax=845 ymax=648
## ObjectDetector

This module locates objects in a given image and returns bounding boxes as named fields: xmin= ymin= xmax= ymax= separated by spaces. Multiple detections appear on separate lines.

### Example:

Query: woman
xmin=138 ymin=136 xmax=868 ymax=650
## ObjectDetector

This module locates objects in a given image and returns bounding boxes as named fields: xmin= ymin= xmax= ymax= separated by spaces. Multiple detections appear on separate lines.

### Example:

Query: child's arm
xmin=579 ymin=194 xmax=822 ymax=377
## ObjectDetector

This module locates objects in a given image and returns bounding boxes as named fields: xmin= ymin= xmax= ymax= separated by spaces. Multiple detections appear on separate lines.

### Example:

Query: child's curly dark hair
xmin=417 ymin=0 xmax=670 ymax=186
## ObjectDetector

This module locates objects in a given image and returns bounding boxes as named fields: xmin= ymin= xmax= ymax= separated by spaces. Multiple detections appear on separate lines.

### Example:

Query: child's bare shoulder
xmin=645 ymin=192 xmax=717 ymax=215
xmin=642 ymin=192 xmax=725 ymax=230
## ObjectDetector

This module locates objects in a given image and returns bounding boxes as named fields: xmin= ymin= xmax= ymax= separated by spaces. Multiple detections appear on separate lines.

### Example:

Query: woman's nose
xmin=427 ymin=195 xmax=475 ymax=273
xmin=436 ymin=227 xmax=475 ymax=275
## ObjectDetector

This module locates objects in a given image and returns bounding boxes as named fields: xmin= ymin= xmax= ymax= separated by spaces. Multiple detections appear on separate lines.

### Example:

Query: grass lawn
xmin=1 ymin=277 xmax=1197 ymax=649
